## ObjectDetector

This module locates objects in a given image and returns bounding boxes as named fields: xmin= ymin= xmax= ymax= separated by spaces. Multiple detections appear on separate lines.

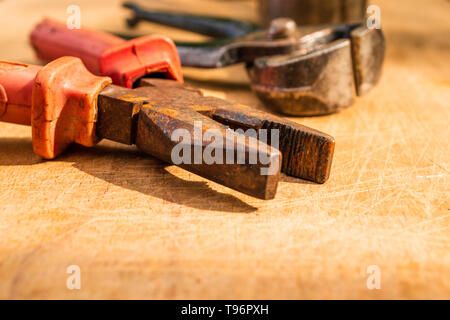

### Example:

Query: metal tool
xmin=122 ymin=2 xmax=385 ymax=116
xmin=0 ymin=57 xmax=334 ymax=199
xmin=28 ymin=18 xmax=335 ymax=187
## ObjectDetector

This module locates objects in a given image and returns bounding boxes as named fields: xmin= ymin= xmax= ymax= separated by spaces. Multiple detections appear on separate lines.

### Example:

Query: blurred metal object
xmin=123 ymin=2 xmax=385 ymax=116
xmin=260 ymin=0 xmax=368 ymax=26
xmin=248 ymin=24 xmax=385 ymax=115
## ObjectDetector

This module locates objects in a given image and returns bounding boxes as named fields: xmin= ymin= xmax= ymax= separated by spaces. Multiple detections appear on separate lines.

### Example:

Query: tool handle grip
xmin=30 ymin=18 xmax=183 ymax=87
xmin=30 ymin=18 xmax=124 ymax=75
xmin=2 ymin=57 xmax=111 ymax=159
xmin=0 ymin=61 xmax=41 ymax=125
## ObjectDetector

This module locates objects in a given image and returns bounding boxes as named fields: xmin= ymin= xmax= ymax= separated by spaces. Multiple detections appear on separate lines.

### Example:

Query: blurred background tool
xmin=122 ymin=2 xmax=385 ymax=116
xmin=259 ymin=0 xmax=368 ymax=26
xmin=29 ymin=18 xmax=336 ymax=185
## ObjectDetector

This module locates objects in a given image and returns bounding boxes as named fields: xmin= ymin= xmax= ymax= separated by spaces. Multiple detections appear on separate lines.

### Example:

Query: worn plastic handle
xmin=0 ymin=61 xmax=41 ymax=125
xmin=31 ymin=19 xmax=123 ymax=75
xmin=30 ymin=18 xmax=183 ymax=88
xmin=0 ymin=57 xmax=111 ymax=159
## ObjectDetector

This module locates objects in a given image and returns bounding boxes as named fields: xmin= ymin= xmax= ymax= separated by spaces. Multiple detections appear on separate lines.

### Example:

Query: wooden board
xmin=0 ymin=0 xmax=449 ymax=299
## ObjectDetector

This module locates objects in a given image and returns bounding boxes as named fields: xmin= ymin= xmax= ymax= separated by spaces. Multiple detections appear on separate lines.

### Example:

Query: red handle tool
xmin=30 ymin=18 xmax=183 ymax=88
xmin=0 ymin=57 xmax=111 ymax=159
xmin=0 ymin=58 xmax=283 ymax=199
xmin=0 ymin=56 xmax=334 ymax=194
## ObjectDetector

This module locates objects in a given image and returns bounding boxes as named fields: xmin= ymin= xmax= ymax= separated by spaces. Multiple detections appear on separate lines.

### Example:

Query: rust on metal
xmin=247 ymin=24 xmax=385 ymax=115
xmin=97 ymin=79 xmax=335 ymax=198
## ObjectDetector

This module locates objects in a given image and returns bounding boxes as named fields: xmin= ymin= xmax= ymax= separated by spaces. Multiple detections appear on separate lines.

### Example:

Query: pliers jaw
xmin=140 ymin=79 xmax=335 ymax=184
xmin=96 ymin=78 xmax=335 ymax=199
xmin=97 ymin=79 xmax=282 ymax=199
xmin=248 ymin=25 xmax=385 ymax=115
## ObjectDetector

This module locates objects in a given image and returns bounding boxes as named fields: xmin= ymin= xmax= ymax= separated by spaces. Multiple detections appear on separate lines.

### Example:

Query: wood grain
xmin=0 ymin=0 xmax=449 ymax=299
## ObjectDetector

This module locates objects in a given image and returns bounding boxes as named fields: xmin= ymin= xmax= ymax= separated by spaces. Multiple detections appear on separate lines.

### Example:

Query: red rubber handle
xmin=30 ymin=18 xmax=183 ymax=88
xmin=30 ymin=18 xmax=123 ymax=75
xmin=0 ymin=57 xmax=111 ymax=159
xmin=0 ymin=61 xmax=41 ymax=125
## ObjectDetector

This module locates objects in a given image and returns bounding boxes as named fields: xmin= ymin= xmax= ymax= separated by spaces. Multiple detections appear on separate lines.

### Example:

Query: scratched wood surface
xmin=0 ymin=0 xmax=449 ymax=299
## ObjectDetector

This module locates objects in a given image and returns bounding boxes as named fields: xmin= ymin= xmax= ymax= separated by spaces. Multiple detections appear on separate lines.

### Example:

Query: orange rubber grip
xmin=0 ymin=57 xmax=111 ymax=159
xmin=30 ymin=18 xmax=183 ymax=88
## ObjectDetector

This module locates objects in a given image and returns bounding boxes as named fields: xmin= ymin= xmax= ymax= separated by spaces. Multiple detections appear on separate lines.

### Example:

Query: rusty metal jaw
xmin=136 ymin=104 xmax=281 ymax=200
xmin=97 ymin=81 xmax=281 ymax=199
xmin=247 ymin=25 xmax=386 ymax=116
xmin=136 ymin=79 xmax=335 ymax=185
xmin=248 ymin=39 xmax=355 ymax=116
xmin=96 ymin=79 xmax=335 ymax=199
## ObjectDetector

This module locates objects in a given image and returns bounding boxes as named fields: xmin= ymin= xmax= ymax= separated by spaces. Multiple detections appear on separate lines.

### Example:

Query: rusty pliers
xmin=3 ymin=19 xmax=336 ymax=200
xmin=0 ymin=57 xmax=334 ymax=200
xmin=122 ymin=2 xmax=385 ymax=116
